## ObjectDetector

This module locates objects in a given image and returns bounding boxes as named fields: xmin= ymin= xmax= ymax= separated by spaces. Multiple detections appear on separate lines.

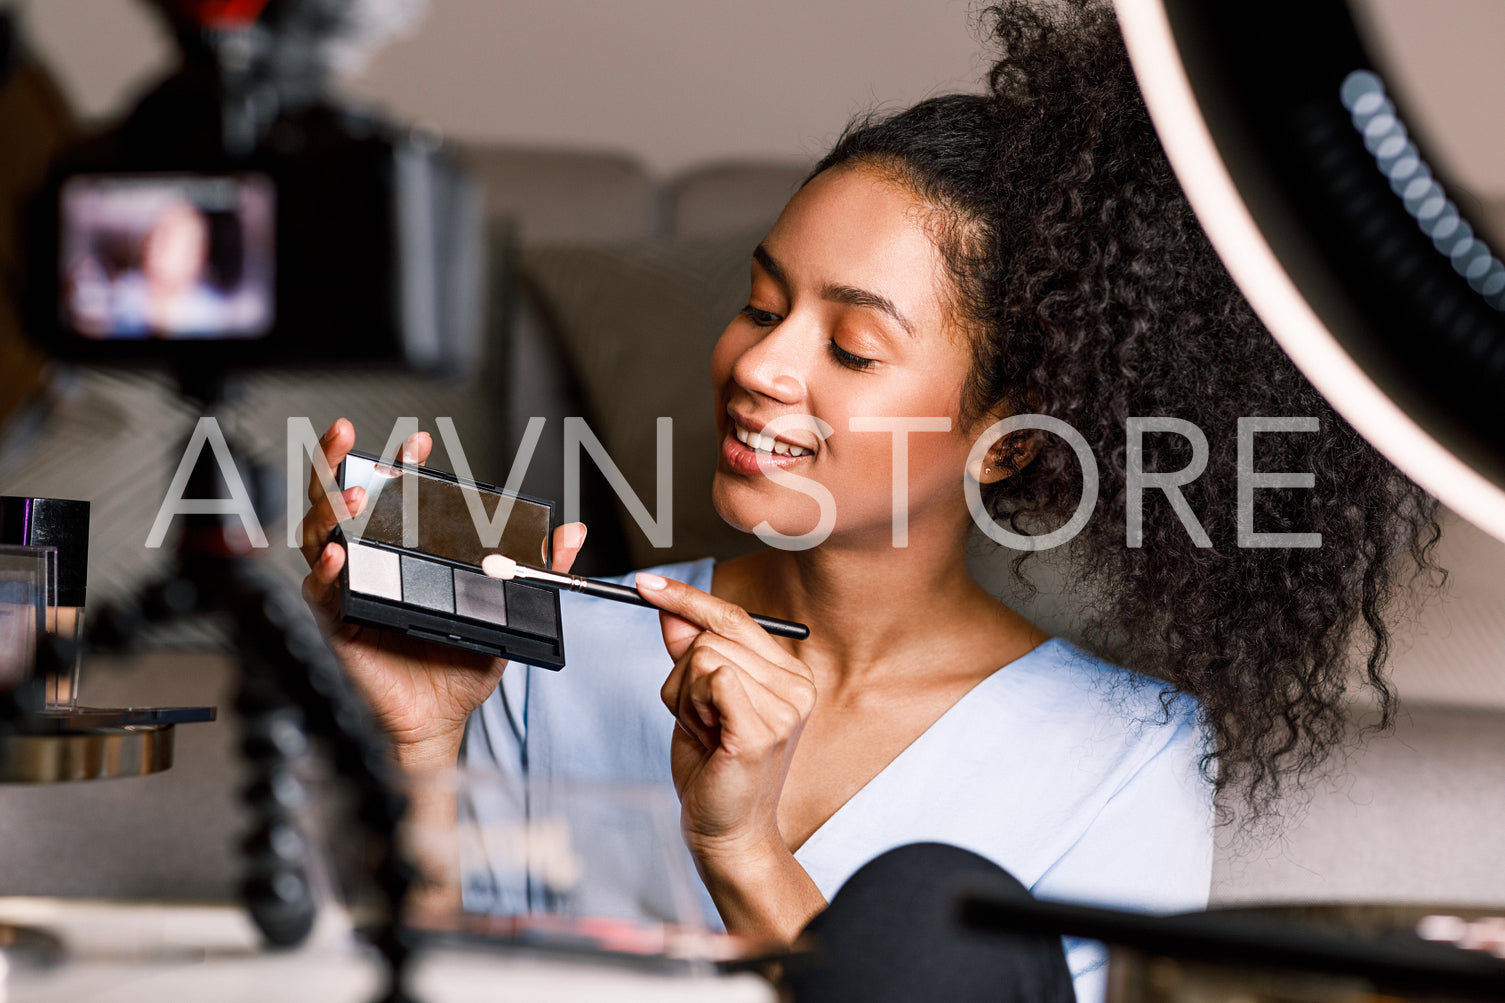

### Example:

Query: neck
xmin=722 ymin=508 xmax=1020 ymax=690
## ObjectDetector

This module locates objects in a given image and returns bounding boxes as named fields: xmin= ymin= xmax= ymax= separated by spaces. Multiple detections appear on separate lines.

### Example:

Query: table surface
xmin=0 ymin=898 xmax=776 ymax=1003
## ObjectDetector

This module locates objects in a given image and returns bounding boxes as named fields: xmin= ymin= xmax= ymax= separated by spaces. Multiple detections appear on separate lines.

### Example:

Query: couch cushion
xmin=1211 ymin=704 xmax=1505 ymax=907
xmin=458 ymin=143 xmax=661 ymax=243
xmin=519 ymin=230 xmax=766 ymax=572
xmin=664 ymin=161 xmax=809 ymax=238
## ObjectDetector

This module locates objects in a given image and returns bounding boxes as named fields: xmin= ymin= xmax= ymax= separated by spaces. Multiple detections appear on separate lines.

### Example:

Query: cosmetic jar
xmin=0 ymin=496 xmax=90 ymax=709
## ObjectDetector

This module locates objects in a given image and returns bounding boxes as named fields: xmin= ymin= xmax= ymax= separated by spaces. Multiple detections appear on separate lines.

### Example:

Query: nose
xmin=731 ymin=316 xmax=812 ymax=405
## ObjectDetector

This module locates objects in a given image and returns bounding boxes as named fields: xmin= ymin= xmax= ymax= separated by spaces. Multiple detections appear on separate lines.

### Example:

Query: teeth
xmin=733 ymin=421 xmax=812 ymax=458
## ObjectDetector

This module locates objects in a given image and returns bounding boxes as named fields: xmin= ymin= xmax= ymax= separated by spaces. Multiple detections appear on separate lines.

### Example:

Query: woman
xmin=299 ymin=2 xmax=1438 ymax=999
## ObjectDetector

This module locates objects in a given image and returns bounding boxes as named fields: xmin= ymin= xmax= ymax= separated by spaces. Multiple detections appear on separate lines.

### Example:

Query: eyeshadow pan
xmin=503 ymin=581 xmax=557 ymax=639
xmin=400 ymin=555 xmax=454 ymax=612
xmin=453 ymin=568 xmax=508 ymax=626
xmin=347 ymin=542 xmax=401 ymax=600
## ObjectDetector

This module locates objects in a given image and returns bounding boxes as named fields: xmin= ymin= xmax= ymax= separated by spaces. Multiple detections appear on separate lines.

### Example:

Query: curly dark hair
xmin=809 ymin=0 xmax=1442 ymax=822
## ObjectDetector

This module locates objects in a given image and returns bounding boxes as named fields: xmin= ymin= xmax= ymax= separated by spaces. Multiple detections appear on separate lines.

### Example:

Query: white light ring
xmin=1113 ymin=0 xmax=1505 ymax=544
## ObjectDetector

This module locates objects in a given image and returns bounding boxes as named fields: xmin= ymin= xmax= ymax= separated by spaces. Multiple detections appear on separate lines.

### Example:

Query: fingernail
xmin=636 ymin=572 xmax=667 ymax=592
xmin=320 ymin=421 xmax=338 ymax=445
xmin=568 ymin=523 xmax=588 ymax=549
xmin=342 ymin=486 xmax=364 ymax=509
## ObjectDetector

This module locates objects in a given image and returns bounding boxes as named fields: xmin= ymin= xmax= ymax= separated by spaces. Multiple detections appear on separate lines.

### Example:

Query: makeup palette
xmin=334 ymin=451 xmax=565 ymax=669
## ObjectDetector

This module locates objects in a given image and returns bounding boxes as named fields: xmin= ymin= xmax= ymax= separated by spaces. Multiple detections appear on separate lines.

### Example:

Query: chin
xmin=710 ymin=472 xmax=760 ymax=534
xmin=710 ymin=472 xmax=831 ymax=541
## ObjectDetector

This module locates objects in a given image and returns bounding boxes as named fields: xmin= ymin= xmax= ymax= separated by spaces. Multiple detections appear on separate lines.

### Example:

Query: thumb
xmin=551 ymin=522 xmax=587 ymax=573
xmin=659 ymin=609 xmax=701 ymax=661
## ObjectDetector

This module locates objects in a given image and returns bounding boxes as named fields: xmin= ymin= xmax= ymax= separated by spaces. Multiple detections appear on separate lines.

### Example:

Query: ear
xmin=966 ymin=421 xmax=1041 ymax=485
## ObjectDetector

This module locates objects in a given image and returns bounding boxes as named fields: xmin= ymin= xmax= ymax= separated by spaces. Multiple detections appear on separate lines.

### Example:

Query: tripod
xmin=86 ymin=368 xmax=418 ymax=1002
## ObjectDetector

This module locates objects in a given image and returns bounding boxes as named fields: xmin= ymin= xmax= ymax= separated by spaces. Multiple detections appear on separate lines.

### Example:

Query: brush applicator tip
xmin=481 ymin=554 xmax=518 ymax=580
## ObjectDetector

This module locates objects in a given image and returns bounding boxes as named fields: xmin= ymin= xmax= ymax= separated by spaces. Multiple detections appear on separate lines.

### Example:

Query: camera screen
xmin=59 ymin=174 xmax=275 ymax=339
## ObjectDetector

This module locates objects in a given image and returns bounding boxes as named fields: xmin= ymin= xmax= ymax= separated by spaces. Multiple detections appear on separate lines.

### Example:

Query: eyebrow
xmin=753 ymin=243 xmax=916 ymax=337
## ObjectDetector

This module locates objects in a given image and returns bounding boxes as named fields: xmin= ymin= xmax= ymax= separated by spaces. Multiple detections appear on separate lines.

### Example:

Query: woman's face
xmin=710 ymin=164 xmax=989 ymax=547
xmin=142 ymin=202 xmax=208 ymax=292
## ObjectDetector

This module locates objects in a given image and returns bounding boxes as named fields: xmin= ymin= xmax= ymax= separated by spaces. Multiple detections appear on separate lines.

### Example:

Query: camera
xmin=22 ymin=0 xmax=482 ymax=376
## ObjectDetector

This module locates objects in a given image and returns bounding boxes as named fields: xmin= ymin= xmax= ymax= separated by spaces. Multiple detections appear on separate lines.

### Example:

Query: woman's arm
xmin=636 ymin=571 xmax=826 ymax=943
xmin=694 ymin=826 xmax=828 ymax=942
xmin=296 ymin=418 xmax=588 ymax=910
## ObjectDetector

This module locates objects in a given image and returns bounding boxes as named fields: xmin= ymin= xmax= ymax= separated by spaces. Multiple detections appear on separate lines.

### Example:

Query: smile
xmin=733 ymin=422 xmax=813 ymax=457
xmin=721 ymin=419 xmax=817 ymax=477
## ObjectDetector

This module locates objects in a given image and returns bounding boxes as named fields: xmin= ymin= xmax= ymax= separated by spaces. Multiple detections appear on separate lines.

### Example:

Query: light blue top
xmin=464 ymin=558 xmax=1215 ymax=1003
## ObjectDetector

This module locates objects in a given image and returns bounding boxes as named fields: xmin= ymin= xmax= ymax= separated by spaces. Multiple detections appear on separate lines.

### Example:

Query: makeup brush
xmin=480 ymin=555 xmax=810 ymax=640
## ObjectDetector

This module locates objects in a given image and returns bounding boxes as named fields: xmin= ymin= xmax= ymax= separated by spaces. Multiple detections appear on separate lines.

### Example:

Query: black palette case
xmin=333 ymin=451 xmax=566 ymax=670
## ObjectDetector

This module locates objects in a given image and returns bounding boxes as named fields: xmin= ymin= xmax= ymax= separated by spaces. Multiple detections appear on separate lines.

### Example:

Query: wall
xmin=19 ymin=1 xmax=1504 ymax=190
xmin=1355 ymin=0 xmax=1505 ymax=201
xmin=16 ymin=0 xmax=985 ymax=177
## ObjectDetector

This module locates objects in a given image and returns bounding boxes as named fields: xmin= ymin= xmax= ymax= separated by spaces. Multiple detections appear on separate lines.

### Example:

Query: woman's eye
xmin=828 ymin=341 xmax=876 ymax=371
xmin=740 ymin=306 xmax=781 ymax=326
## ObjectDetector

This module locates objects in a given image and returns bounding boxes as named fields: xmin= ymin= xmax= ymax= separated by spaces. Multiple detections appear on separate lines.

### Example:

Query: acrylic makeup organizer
xmin=0 ymin=497 xmax=216 ymax=783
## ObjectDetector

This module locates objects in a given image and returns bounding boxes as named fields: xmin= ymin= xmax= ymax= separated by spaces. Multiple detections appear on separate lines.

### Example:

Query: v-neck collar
xmin=790 ymin=637 xmax=1063 ymax=858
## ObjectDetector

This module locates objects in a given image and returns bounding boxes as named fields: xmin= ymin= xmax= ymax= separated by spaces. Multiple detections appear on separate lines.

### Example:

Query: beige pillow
xmin=521 ymin=229 xmax=769 ymax=571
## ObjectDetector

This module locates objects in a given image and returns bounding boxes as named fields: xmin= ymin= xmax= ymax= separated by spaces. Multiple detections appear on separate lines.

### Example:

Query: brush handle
xmin=546 ymin=572 xmax=811 ymax=640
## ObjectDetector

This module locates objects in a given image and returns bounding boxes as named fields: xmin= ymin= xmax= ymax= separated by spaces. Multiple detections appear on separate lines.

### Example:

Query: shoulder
xmin=994 ymin=642 xmax=1214 ymax=911
xmin=990 ymin=637 xmax=1207 ymax=754
xmin=793 ymin=636 xmax=1213 ymax=913
xmin=961 ymin=638 xmax=1213 ymax=834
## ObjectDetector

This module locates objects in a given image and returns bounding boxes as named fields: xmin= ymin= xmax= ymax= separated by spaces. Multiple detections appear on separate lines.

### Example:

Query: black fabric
xmin=0 ymin=11 xmax=15 ymax=86
xmin=786 ymin=842 xmax=1076 ymax=1003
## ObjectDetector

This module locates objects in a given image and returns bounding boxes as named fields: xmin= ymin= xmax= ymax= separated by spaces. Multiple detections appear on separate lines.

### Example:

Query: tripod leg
xmin=230 ymin=563 xmax=416 ymax=1002
xmin=235 ymin=667 xmax=319 ymax=948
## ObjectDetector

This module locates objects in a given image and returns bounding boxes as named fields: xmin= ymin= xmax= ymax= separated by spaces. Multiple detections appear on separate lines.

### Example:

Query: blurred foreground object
xmin=0 ymin=10 xmax=70 ymax=427
xmin=21 ymin=0 xmax=481 ymax=378
xmin=0 ymin=898 xmax=774 ymax=1003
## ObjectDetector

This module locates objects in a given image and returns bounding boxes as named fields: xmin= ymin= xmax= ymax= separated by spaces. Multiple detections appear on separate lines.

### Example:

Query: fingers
xmin=551 ymin=522 xmax=587 ymax=574
xmin=646 ymin=574 xmax=814 ymax=755
xmin=637 ymin=572 xmax=788 ymax=663
xmin=660 ymin=633 xmax=813 ymax=753
xmin=397 ymin=430 xmax=433 ymax=467
xmin=301 ymin=541 xmax=347 ymax=631
xmin=302 ymin=419 xmax=434 ymax=569
xmin=686 ymin=632 xmax=814 ymax=710
xmin=658 ymin=610 xmax=702 ymax=662
xmin=299 ymin=484 xmax=365 ymax=569
xmin=306 ymin=418 xmax=431 ymax=503
xmin=688 ymin=662 xmax=801 ymax=760
xmin=307 ymin=418 xmax=355 ymax=504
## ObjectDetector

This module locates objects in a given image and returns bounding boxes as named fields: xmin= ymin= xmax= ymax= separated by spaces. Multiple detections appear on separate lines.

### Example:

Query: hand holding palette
xmin=334 ymin=451 xmax=566 ymax=669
